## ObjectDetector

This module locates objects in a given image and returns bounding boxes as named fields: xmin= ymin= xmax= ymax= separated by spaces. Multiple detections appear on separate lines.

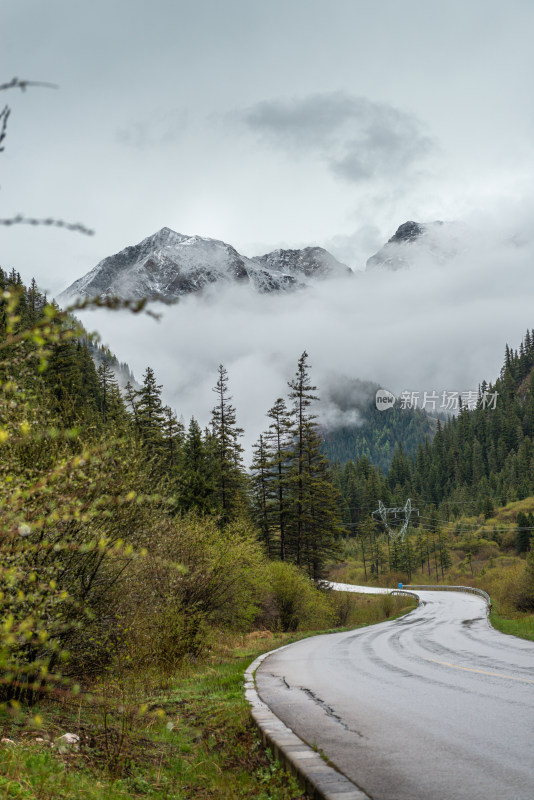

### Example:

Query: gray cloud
xmin=4 ymin=0 xmax=534 ymax=344
xmin=241 ymin=92 xmax=434 ymax=182
xmin=325 ymin=225 xmax=384 ymax=270
xmin=77 ymin=199 xmax=534 ymax=457
xmin=4 ymin=0 xmax=533 ymax=300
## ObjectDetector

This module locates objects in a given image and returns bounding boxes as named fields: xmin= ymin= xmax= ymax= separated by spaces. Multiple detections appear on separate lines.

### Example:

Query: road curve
xmin=256 ymin=590 xmax=534 ymax=800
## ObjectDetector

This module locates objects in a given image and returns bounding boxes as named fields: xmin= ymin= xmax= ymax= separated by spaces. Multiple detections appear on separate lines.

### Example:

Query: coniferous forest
xmin=331 ymin=329 xmax=534 ymax=522
xmin=329 ymin=331 xmax=534 ymax=616
xmin=323 ymin=401 xmax=435 ymax=472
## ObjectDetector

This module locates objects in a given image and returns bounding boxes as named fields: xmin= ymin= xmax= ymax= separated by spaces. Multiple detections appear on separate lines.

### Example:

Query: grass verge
xmin=489 ymin=611 xmax=534 ymax=642
xmin=0 ymin=598 xmax=416 ymax=800
xmin=1 ymin=636 xmax=305 ymax=800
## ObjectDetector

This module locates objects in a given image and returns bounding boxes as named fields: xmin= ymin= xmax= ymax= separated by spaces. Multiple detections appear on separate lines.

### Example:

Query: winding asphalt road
xmin=256 ymin=590 xmax=534 ymax=800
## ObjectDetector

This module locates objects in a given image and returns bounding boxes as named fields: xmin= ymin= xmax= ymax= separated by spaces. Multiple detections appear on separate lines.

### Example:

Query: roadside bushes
xmin=0 ymin=425 xmax=162 ymax=699
xmin=117 ymin=519 xmax=341 ymax=667
xmin=260 ymin=561 xmax=333 ymax=632
xmin=328 ymin=590 xmax=413 ymax=627
xmin=513 ymin=550 xmax=534 ymax=611
xmin=113 ymin=514 xmax=268 ymax=673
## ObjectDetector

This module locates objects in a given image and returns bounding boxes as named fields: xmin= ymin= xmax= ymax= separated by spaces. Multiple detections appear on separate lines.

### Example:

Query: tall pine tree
xmin=284 ymin=352 xmax=343 ymax=577
xmin=210 ymin=364 xmax=245 ymax=525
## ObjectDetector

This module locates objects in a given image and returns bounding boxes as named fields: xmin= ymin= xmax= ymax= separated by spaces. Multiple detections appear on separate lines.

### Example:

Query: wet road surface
xmin=256 ymin=591 xmax=534 ymax=800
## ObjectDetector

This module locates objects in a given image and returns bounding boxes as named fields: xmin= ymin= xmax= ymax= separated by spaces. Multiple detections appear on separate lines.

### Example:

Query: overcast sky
xmin=3 ymin=0 xmax=534 ymax=441
xmin=3 ymin=0 xmax=534 ymax=291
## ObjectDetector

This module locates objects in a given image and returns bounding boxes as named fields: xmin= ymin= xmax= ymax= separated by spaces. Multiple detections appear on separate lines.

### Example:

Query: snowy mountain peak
xmin=58 ymin=228 xmax=352 ymax=305
xmin=130 ymin=226 xmax=186 ymax=251
xmin=366 ymin=220 xmax=452 ymax=271
xmin=389 ymin=221 xmax=426 ymax=244
xmin=255 ymin=246 xmax=352 ymax=279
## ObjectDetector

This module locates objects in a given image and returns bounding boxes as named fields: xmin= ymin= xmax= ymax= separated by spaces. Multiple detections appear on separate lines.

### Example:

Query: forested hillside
xmin=323 ymin=402 xmax=435 ymax=470
xmin=331 ymin=331 xmax=534 ymax=622
xmin=332 ymin=331 xmax=534 ymax=518
xmin=388 ymin=331 xmax=534 ymax=513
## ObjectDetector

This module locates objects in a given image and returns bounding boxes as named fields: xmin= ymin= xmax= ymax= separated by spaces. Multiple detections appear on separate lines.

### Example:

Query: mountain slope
xmin=366 ymin=219 xmax=462 ymax=271
xmin=321 ymin=377 xmax=436 ymax=470
xmin=381 ymin=328 xmax=534 ymax=510
xmin=58 ymin=228 xmax=352 ymax=303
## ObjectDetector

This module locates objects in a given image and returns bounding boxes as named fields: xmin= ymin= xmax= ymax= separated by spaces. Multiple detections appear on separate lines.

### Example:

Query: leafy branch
xmin=0 ymin=105 xmax=10 ymax=151
xmin=1 ymin=76 xmax=94 ymax=236
xmin=0 ymin=77 xmax=59 ymax=92
xmin=0 ymin=215 xmax=94 ymax=235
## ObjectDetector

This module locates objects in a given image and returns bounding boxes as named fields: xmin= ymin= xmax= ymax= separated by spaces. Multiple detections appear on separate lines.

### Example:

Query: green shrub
xmin=380 ymin=593 xmax=395 ymax=618
xmin=514 ymin=550 xmax=534 ymax=611
xmin=109 ymin=514 xmax=269 ymax=672
xmin=262 ymin=562 xmax=333 ymax=632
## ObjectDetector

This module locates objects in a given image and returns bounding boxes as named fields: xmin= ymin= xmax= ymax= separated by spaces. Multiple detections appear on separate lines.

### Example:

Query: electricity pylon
xmin=372 ymin=499 xmax=418 ymax=541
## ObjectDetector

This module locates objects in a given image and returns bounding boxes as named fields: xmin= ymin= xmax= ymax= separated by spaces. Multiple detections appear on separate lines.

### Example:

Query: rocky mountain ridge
xmin=366 ymin=219 xmax=458 ymax=271
xmin=59 ymin=227 xmax=352 ymax=304
xmin=58 ymin=219 xmax=460 ymax=305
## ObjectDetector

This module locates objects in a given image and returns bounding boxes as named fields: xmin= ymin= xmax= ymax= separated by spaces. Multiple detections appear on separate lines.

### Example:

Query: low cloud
xmin=240 ymin=92 xmax=434 ymax=183
xmin=78 ymin=202 xmax=534 ymax=458
xmin=321 ymin=375 xmax=379 ymax=429
xmin=325 ymin=225 xmax=384 ymax=271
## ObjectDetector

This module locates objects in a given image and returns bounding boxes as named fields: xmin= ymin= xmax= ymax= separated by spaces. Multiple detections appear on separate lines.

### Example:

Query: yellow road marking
xmin=423 ymin=657 xmax=534 ymax=684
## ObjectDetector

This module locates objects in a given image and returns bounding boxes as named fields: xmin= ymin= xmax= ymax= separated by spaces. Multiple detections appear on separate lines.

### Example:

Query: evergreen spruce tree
xmin=210 ymin=364 xmax=245 ymax=524
xmin=250 ymin=433 xmax=273 ymax=555
xmin=162 ymin=405 xmax=184 ymax=470
xmin=179 ymin=417 xmax=214 ymax=513
xmin=286 ymin=351 xmax=319 ymax=566
xmin=76 ymin=342 xmax=100 ymax=416
xmin=96 ymin=360 xmax=126 ymax=427
xmin=388 ymin=443 xmax=412 ymax=495
xmin=97 ymin=361 xmax=114 ymax=424
xmin=266 ymin=397 xmax=292 ymax=560
xmin=300 ymin=421 xmax=343 ymax=578
xmin=516 ymin=511 xmax=532 ymax=554
xmin=26 ymin=277 xmax=45 ymax=325
xmin=136 ymin=367 xmax=165 ymax=452
xmin=45 ymin=338 xmax=99 ymax=424
xmin=124 ymin=380 xmax=140 ymax=431
xmin=285 ymin=352 xmax=343 ymax=577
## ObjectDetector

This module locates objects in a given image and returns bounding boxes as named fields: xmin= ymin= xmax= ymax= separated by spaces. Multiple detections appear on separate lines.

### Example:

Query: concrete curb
xmin=244 ymin=646 xmax=371 ymax=800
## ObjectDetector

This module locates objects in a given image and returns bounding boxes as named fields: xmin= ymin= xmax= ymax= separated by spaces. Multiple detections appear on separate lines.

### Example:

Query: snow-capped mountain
xmin=58 ymin=227 xmax=352 ymax=304
xmin=366 ymin=220 xmax=466 ymax=271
